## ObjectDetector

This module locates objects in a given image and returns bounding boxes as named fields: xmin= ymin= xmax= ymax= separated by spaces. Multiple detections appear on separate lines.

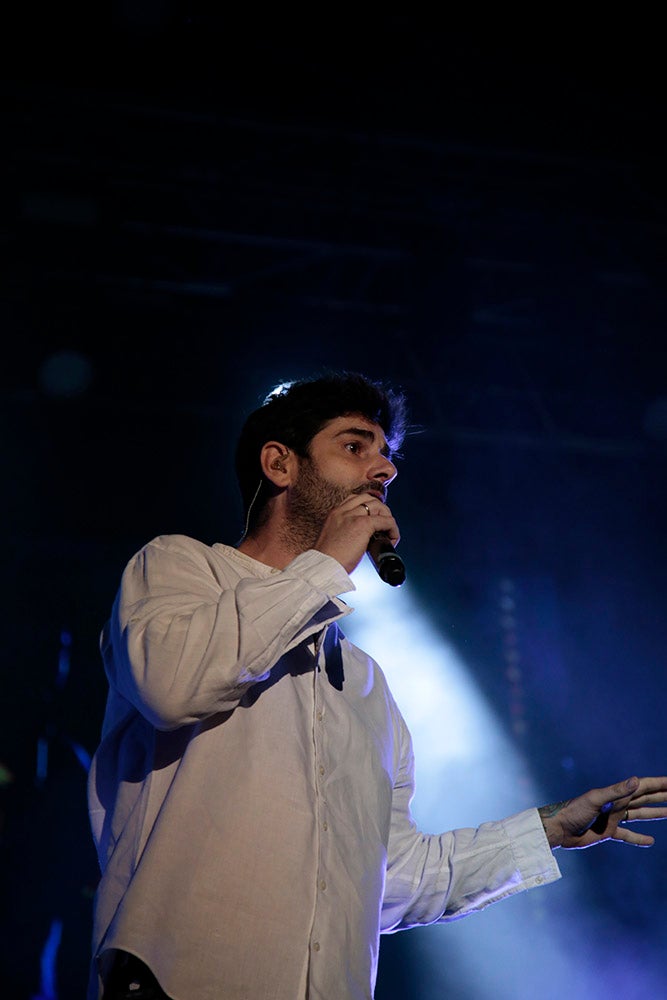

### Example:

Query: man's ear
xmin=260 ymin=441 xmax=296 ymax=487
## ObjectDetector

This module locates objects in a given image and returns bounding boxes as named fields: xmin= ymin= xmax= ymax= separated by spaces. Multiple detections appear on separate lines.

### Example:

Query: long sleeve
xmin=89 ymin=536 xmax=562 ymax=1000
xmin=381 ymin=711 xmax=561 ymax=931
xmin=103 ymin=534 xmax=355 ymax=730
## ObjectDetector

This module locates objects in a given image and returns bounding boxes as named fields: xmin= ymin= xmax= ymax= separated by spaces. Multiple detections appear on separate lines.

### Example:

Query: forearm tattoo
xmin=538 ymin=800 xmax=571 ymax=821
xmin=539 ymin=797 xmax=613 ymax=838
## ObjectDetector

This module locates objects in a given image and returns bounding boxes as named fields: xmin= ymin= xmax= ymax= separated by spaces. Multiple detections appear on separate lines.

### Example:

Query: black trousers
xmin=102 ymin=951 xmax=171 ymax=1000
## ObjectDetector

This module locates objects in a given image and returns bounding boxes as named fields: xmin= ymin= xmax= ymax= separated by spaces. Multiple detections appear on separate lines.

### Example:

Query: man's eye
xmin=345 ymin=442 xmax=361 ymax=453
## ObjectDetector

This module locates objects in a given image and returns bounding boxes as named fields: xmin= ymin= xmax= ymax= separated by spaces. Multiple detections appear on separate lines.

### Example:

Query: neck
xmin=237 ymin=517 xmax=317 ymax=571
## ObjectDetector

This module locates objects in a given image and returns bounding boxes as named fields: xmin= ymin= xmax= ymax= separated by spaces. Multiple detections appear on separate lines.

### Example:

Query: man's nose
xmin=373 ymin=455 xmax=397 ymax=484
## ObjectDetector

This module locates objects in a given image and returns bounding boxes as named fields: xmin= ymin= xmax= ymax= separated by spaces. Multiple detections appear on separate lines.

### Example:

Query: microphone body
xmin=366 ymin=533 xmax=406 ymax=587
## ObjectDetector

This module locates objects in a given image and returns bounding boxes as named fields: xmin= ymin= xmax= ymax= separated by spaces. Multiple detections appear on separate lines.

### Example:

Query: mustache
xmin=351 ymin=482 xmax=387 ymax=503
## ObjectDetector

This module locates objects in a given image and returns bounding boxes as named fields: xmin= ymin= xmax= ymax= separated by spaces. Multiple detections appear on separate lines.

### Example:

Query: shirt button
xmin=313 ymin=942 xmax=321 ymax=952
xmin=316 ymin=711 xmax=323 ymax=722
xmin=322 ymin=821 xmax=328 ymax=832
xmin=320 ymin=880 xmax=327 ymax=891
xmin=319 ymin=765 xmax=325 ymax=776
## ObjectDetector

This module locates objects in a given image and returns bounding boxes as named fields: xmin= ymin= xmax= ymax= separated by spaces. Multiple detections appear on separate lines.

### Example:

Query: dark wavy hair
xmin=235 ymin=371 xmax=408 ymax=534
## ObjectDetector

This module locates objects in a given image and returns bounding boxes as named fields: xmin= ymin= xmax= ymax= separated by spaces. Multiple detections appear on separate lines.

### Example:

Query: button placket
xmin=310 ymin=629 xmax=331 ymax=960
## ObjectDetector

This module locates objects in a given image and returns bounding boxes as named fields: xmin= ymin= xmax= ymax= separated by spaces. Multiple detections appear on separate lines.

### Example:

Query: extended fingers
xmin=638 ymin=776 xmax=667 ymax=790
xmin=629 ymin=794 xmax=667 ymax=812
xmin=616 ymin=777 xmax=667 ymax=832
xmin=628 ymin=807 xmax=667 ymax=822
xmin=590 ymin=777 xmax=667 ymax=814
xmin=612 ymin=827 xmax=656 ymax=847
xmin=629 ymin=777 xmax=667 ymax=803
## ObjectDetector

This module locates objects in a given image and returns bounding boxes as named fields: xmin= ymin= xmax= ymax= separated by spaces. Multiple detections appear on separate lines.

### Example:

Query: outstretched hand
xmin=539 ymin=776 xmax=667 ymax=849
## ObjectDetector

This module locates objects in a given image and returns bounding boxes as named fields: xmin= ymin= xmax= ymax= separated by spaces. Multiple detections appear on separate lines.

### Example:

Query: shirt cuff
xmin=503 ymin=807 xmax=562 ymax=891
xmin=282 ymin=549 xmax=356 ymax=597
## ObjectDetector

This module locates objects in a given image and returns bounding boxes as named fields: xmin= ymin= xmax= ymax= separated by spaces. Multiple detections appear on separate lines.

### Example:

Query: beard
xmin=281 ymin=457 xmax=386 ymax=553
xmin=282 ymin=458 xmax=351 ymax=552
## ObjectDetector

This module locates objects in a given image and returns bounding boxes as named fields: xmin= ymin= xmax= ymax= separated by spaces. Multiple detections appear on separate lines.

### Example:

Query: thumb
xmin=586 ymin=778 xmax=639 ymax=836
xmin=616 ymin=776 xmax=640 ymax=798
xmin=600 ymin=776 xmax=639 ymax=807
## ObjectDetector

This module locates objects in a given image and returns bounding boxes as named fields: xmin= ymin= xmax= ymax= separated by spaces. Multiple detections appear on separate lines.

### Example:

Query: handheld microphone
xmin=366 ymin=533 xmax=406 ymax=587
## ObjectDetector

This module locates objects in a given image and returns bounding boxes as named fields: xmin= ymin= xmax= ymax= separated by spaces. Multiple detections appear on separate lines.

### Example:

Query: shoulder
xmin=125 ymin=534 xmax=233 ymax=580
xmin=142 ymin=533 xmax=213 ymax=558
xmin=125 ymin=533 xmax=213 ymax=567
xmin=118 ymin=535 xmax=246 ymax=600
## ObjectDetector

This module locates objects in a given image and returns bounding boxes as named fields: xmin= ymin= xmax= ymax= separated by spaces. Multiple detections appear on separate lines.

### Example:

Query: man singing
xmin=88 ymin=371 xmax=667 ymax=1000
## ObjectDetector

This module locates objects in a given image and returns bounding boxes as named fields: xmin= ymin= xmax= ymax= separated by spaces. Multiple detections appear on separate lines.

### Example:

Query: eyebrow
xmin=333 ymin=426 xmax=392 ymax=458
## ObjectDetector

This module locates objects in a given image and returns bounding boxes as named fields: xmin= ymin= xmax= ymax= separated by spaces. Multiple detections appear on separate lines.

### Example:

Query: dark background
xmin=2 ymin=8 xmax=666 ymax=998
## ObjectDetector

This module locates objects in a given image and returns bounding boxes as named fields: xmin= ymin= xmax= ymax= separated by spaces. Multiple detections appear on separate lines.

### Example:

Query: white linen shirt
xmin=88 ymin=534 xmax=560 ymax=1000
